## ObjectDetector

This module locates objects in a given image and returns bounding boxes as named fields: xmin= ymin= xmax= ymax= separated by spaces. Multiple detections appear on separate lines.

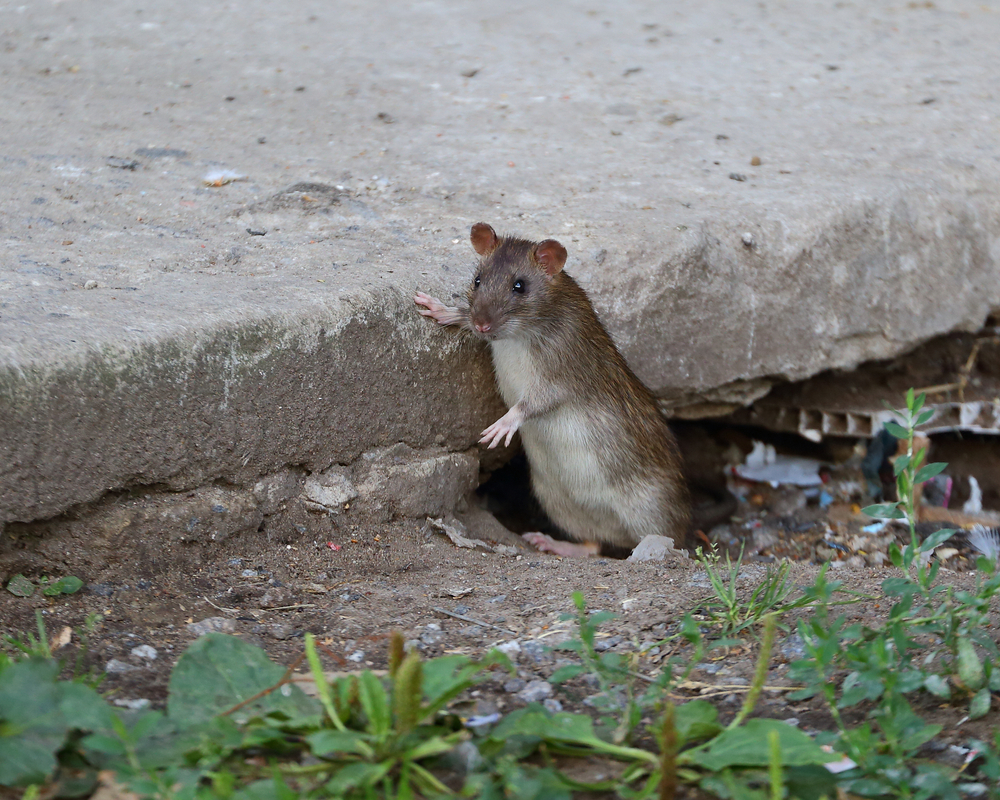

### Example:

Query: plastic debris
xmin=734 ymin=441 xmax=825 ymax=487
xmin=203 ymin=169 xmax=246 ymax=186
xmin=963 ymin=476 xmax=983 ymax=514
xmin=967 ymin=525 xmax=1000 ymax=563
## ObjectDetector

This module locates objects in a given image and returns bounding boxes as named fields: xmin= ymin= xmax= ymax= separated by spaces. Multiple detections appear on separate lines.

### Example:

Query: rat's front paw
xmin=414 ymin=291 xmax=464 ymax=326
xmin=479 ymin=406 xmax=524 ymax=449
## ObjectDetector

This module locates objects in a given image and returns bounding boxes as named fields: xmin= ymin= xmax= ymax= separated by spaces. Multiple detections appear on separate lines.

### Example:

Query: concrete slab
xmin=3 ymin=0 xmax=1000 ymax=526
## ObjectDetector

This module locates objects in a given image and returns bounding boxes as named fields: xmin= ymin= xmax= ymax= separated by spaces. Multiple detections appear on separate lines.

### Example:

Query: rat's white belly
xmin=490 ymin=339 xmax=615 ymax=505
xmin=521 ymin=409 xmax=618 ymax=507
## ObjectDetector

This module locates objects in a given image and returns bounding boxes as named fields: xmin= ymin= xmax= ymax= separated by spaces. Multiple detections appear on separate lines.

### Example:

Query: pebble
xmin=84 ymin=280 xmax=99 ymax=290
xmin=542 ymin=698 xmax=563 ymax=713
xmin=88 ymin=583 xmax=115 ymax=597
xmin=130 ymin=645 xmax=158 ymax=660
xmin=187 ymin=616 xmax=237 ymax=636
xmin=113 ymin=698 xmax=151 ymax=710
xmin=594 ymin=635 xmax=623 ymax=652
xmin=778 ymin=633 xmax=807 ymax=661
xmin=268 ymin=624 xmax=296 ymax=640
xmin=520 ymin=640 xmax=547 ymax=663
xmin=517 ymin=680 xmax=553 ymax=703
xmin=496 ymin=640 xmax=521 ymax=659
xmin=503 ymin=678 xmax=526 ymax=694
xmin=347 ymin=650 xmax=365 ymax=663
xmin=106 ymin=658 xmax=138 ymax=674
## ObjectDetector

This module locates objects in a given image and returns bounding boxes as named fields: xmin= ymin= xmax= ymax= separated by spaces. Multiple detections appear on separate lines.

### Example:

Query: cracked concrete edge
xmin=3 ymin=180 xmax=1000 ymax=528
xmin=0 ymin=287 xmax=504 ymax=526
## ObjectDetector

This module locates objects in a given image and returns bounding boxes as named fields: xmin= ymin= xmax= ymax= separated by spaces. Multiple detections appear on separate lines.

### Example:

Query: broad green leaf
xmin=913 ymin=462 xmax=947 ymax=485
xmin=422 ymin=650 xmax=511 ymax=715
xmin=923 ymin=674 xmax=951 ymax=698
xmin=0 ymin=659 xmax=111 ymax=786
xmin=167 ymin=634 xmax=319 ymax=725
xmin=42 ymin=576 xmax=84 ymax=596
xmin=883 ymin=421 xmax=908 ymax=439
xmin=969 ymin=687 xmax=992 ymax=720
xmin=918 ymin=527 xmax=957 ymax=553
xmin=785 ymin=764 xmax=842 ymax=800
xmin=5 ymin=574 xmax=34 ymax=597
xmin=899 ymin=723 xmax=942 ymax=752
xmin=549 ymin=665 xmax=585 ymax=683
xmin=674 ymin=699 xmax=721 ymax=745
xmin=685 ymin=719 xmax=838 ymax=771
xmin=957 ymin=639 xmax=985 ymax=690
xmin=326 ymin=761 xmax=393 ymax=792
xmin=306 ymin=729 xmax=374 ymax=757
xmin=862 ymin=504 xmax=905 ymax=520
xmin=916 ymin=409 xmax=934 ymax=426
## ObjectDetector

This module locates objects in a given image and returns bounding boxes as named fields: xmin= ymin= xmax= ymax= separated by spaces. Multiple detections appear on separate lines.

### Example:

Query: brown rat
xmin=414 ymin=222 xmax=691 ymax=557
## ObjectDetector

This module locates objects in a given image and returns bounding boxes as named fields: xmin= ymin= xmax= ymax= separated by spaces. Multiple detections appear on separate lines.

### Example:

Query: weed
xmin=549 ymin=591 xmax=703 ymax=745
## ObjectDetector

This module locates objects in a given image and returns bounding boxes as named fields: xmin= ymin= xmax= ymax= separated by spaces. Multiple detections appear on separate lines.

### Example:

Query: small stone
xmin=130 ymin=645 xmax=158 ymax=660
xmin=113 ymin=698 xmax=151 ymax=710
xmin=106 ymin=658 xmax=138 ymax=674
xmin=594 ymin=635 xmax=623 ymax=652
xmin=543 ymin=698 xmax=564 ymax=713
xmin=520 ymin=640 xmax=548 ymax=663
xmin=84 ymin=280 xmax=98 ymax=290
xmin=88 ymin=583 xmax=115 ymax=597
xmin=742 ymin=232 xmax=754 ymax=247
xmin=728 ymin=172 xmax=747 ymax=182
xmin=503 ymin=678 xmax=526 ymax=694
xmin=347 ymin=650 xmax=365 ymax=662
xmin=187 ymin=616 xmax=237 ymax=636
xmin=517 ymin=680 xmax=553 ymax=703
xmin=303 ymin=470 xmax=357 ymax=512
xmin=496 ymin=640 xmax=521 ymax=659
xmin=627 ymin=535 xmax=677 ymax=562
xmin=750 ymin=156 xmax=762 ymax=166
xmin=268 ymin=624 xmax=295 ymax=640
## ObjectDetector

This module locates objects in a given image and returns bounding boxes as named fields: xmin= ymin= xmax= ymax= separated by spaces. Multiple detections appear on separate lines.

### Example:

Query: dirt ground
xmin=3 ymin=421 xmax=999 ymax=769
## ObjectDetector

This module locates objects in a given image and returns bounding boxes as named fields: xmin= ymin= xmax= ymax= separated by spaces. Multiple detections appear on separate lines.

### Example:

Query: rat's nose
xmin=474 ymin=321 xmax=492 ymax=334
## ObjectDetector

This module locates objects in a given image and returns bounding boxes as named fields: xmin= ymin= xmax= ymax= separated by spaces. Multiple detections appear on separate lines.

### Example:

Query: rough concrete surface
xmin=3 ymin=0 xmax=1000 ymax=528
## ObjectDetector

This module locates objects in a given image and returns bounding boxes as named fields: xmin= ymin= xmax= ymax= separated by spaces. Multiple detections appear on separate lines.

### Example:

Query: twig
xmin=221 ymin=652 xmax=306 ymax=717
xmin=260 ymin=603 xmax=317 ymax=612
xmin=431 ymin=606 xmax=516 ymax=636
xmin=203 ymin=597 xmax=240 ymax=614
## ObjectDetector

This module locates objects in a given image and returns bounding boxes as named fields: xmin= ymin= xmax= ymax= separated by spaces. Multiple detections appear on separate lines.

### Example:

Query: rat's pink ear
xmin=470 ymin=223 xmax=499 ymax=255
xmin=533 ymin=239 xmax=567 ymax=276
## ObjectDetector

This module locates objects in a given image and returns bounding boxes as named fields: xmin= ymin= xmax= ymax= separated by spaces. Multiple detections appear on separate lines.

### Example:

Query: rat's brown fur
xmin=416 ymin=224 xmax=691 ymax=553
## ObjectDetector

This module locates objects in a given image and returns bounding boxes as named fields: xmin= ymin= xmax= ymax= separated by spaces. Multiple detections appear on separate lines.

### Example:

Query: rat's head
xmin=466 ymin=222 xmax=568 ymax=341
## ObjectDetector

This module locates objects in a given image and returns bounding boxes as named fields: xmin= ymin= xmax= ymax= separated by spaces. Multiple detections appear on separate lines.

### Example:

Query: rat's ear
xmin=533 ymin=239 xmax=567 ymax=276
xmin=470 ymin=223 xmax=499 ymax=255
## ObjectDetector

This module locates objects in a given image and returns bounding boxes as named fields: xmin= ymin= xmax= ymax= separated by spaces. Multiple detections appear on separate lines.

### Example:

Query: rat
xmin=415 ymin=223 xmax=692 ymax=557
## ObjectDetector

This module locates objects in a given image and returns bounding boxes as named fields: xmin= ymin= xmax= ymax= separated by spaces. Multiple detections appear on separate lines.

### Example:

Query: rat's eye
xmin=512 ymin=279 xmax=526 ymax=294
xmin=473 ymin=275 xmax=481 ymax=289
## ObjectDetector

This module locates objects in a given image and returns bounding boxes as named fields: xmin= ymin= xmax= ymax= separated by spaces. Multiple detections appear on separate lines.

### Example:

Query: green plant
xmin=549 ymin=591 xmax=703 ymax=745
xmin=695 ymin=543 xmax=826 ymax=639
xmin=298 ymin=631 xmax=512 ymax=797
xmin=787 ymin=389 xmax=1000 ymax=798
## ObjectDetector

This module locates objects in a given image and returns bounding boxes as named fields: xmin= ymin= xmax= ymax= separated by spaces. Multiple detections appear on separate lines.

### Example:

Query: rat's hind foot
xmin=522 ymin=532 xmax=600 ymax=558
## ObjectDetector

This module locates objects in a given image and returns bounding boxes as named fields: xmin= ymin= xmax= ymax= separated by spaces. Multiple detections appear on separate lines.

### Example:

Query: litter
xmin=203 ymin=169 xmax=247 ymax=186
xmin=963 ymin=476 xmax=983 ymax=514
xmin=733 ymin=441 xmax=825 ymax=487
